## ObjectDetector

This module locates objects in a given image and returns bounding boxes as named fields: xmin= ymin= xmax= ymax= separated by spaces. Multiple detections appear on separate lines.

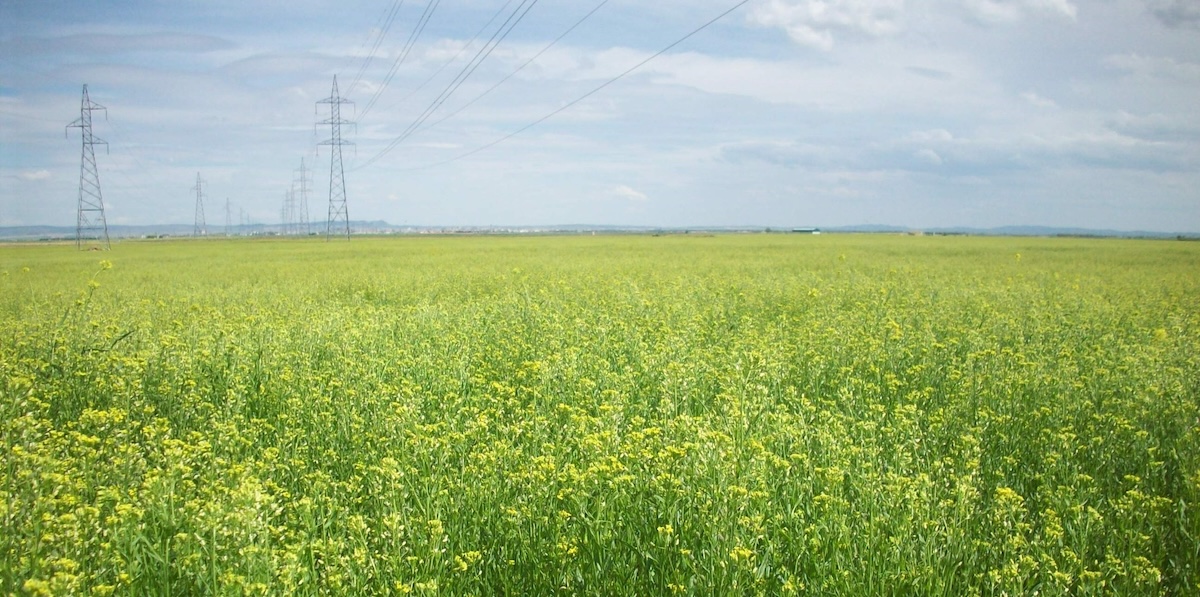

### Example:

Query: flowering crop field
xmin=2 ymin=234 xmax=1198 ymax=595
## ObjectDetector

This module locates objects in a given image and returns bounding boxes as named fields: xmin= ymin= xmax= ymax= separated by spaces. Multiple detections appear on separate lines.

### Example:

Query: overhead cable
xmin=379 ymin=0 xmax=520 ymax=115
xmin=354 ymin=0 xmax=539 ymax=169
xmin=359 ymin=0 xmax=442 ymax=121
xmin=346 ymin=0 xmax=408 ymax=97
xmin=416 ymin=0 xmax=610 ymax=137
xmin=396 ymin=0 xmax=753 ymax=172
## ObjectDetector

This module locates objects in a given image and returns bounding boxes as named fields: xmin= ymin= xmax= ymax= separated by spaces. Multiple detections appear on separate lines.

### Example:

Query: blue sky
xmin=1 ymin=0 xmax=1198 ymax=231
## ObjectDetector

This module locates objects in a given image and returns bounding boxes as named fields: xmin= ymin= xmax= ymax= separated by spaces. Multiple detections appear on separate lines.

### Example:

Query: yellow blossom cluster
xmin=1 ymin=235 xmax=1197 ymax=594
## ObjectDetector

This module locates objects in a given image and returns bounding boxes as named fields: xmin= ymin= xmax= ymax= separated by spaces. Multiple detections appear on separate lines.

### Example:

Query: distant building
xmin=792 ymin=227 xmax=821 ymax=234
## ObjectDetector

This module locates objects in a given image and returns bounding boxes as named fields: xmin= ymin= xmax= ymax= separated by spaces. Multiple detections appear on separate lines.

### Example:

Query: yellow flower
xmin=22 ymin=579 xmax=51 ymax=597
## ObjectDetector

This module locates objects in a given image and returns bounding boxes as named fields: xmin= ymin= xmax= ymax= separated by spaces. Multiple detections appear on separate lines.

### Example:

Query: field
xmin=2 ymin=234 xmax=1198 ymax=595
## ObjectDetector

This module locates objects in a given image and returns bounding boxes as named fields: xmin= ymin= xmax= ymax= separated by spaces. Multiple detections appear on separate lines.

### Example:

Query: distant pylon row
xmin=280 ymin=158 xmax=313 ymax=236
xmin=194 ymin=172 xmax=206 ymax=236
xmin=66 ymin=76 xmax=354 ymax=248
xmin=295 ymin=157 xmax=311 ymax=235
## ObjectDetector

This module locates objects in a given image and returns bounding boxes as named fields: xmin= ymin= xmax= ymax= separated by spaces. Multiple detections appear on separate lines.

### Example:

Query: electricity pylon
xmin=317 ymin=76 xmax=353 ymax=240
xmin=67 ymin=84 xmax=110 ymax=250
xmin=281 ymin=188 xmax=297 ymax=235
xmin=294 ymin=157 xmax=312 ymax=236
xmin=193 ymin=173 xmax=207 ymax=236
xmin=225 ymin=198 xmax=232 ymax=236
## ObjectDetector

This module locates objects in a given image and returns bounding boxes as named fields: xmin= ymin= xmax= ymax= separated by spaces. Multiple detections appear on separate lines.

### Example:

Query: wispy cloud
xmin=613 ymin=185 xmax=647 ymax=201
xmin=1021 ymin=91 xmax=1058 ymax=109
xmin=750 ymin=0 xmax=905 ymax=51
xmin=1146 ymin=0 xmax=1200 ymax=30
xmin=748 ymin=0 xmax=1077 ymax=51
xmin=720 ymin=140 xmax=840 ymax=168
xmin=16 ymin=170 xmax=51 ymax=181
xmin=1104 ymin=53 xmax=1200 ymax=81
xmin=958 ymin=0 xmax=1077 ymax=25
xmin=0 ymin=33 xmax=233 ymax=56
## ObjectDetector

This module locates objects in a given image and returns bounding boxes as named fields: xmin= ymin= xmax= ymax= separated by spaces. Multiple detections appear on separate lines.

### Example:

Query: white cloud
xmin=1107 ymin=111 xmax=1200 ymax=143
xmin=613 ymin=185 xmax=648 ymax=201
xmin=750 ymin=0 xmax=905 ymax=51
xmin=1104 ymin=53 xmax=1200 ymax=82
xmin=914 ymin=129 xmax=955 ymax=142
xmin=749 ymin=0 xmax=1081 ymax=49
xmin=17 ymin=170 xmax=51 ymax=181
xmin=891 ymin=126 xmax=1195 ymax=174
xmin=625 ymin=47 xmax=986 ymax=113
xmin=720 ymin=140 xmax=841 ymax=167
xmin=960 ymin=0 xmax=1077 ymax=25
xmin=721 ymin=114 xmax=1196 ymax=180
xmin=1021 ymin=91 xmax=1058 ymax=108
xmin=914 ymin=148 xmax=943 ymax=165
xmin=413 ymin=142 xmax=462 ymax=150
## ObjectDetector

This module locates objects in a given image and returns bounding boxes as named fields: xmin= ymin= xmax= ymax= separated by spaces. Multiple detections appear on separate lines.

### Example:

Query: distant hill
xmin=814 ymin=224 xmax=1197 ymax=238
xmin=1 ymin=222 xmax=1196 ymax=241
xmin=0 ymin=221 xmax=395 ymax=241
xmin=927 ymin=225 xmax=1193 ymax=238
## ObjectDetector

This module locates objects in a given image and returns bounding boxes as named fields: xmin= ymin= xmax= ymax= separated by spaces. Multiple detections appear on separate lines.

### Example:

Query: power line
xmin=355 ymin=0 xmax=540 ymax=169
xmin=358 ymin=0 xmax=442 ymax=121
xmin=98 ymin=114 xmax=200 ymax=221
xmin=346 ymin=0 xmax=408 ymax=97
xmin=416 ymin=0 xmax=610 ymax=139
xmin=394 ymin=0 xmax=753 ymax=173
xmin=339 ymin=0 xmax=402 ymax=74
xmin=404 ymin=0 xmax=539 ymax=129
xmin=375 ymin=0 xmax=520 ymax=118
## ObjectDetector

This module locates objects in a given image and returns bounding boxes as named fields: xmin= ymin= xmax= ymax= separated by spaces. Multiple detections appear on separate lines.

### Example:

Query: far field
xmin=2 ymin=234 xmax=1198 ymax=595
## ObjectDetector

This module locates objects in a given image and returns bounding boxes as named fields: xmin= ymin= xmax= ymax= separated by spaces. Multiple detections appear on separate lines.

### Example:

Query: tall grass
xmin=2 ymin=235 xmax=1197 ymax=595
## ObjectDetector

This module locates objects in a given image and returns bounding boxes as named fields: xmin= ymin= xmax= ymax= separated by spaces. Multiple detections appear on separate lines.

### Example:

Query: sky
xmin=1 ymin=0 xmax=1198 ymax=232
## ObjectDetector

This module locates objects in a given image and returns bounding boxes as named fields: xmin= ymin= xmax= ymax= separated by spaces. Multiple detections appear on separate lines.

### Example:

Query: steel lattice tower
xmin=294 ymin=157 xmax=312 ymax=236
xmin=67 ymin=84 xmax=110 ymax=250
xmin=317 ymin=76 xmax=354 ymax=240
xmin=193 ymin=173 xmax=207 ymax=236
xmin=281 ymin=188 xmax=297 ymax=235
